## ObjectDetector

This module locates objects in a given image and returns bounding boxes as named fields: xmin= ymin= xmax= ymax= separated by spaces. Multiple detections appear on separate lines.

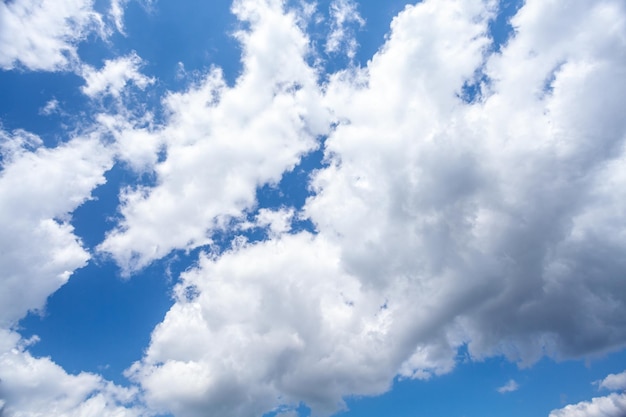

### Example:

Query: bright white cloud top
xmin=0 ymin=0 xmax=107 ymax=71
xmin=1 ymin=0 xmax=626 ymax=416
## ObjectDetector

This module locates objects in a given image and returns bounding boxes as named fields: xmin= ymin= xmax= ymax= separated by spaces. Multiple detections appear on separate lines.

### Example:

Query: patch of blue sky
xmin=0 ymin=71 xmax=87 ymax=146
xmin=255 ymin=147 xmax=325 ymax=224
xmin=341 ymin=348 xmax=626 ymax=417
xmin=18 ymin=259 xmax=173 ymax=386
xmin=489 ymin=0 xmax=524 ymax=51
xmin=117 ymin=0 xmax=242 ymax=87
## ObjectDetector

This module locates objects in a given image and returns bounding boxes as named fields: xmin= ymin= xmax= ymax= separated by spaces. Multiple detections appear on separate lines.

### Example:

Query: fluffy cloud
xmin=81 ymin=53 xmax=155 ymax=98
xmin=497 ymin=379 xmax=519 ymax=394
xmin=2 ymin=0 xmax=621 ymax=416
xmin=0 ymin=128 xmax=146 ymax=416
xmin=313 ymin=0 xmax=626 ymax=364
xmin=0 ymin=330 xmax=144 ymax=417
xmin=552 ymin=370 xmax=626 ymax=417
xmin=0 ymin=0 xmax=107 ymax=71
xmin=599 ymin=370 xmax=626 ymax=392
xmin=128 ymin=232 xmax=394 ymax=417
xmin=98 ymin=0 xmax=330 ymax=274
xmin=126 ymin=0 xmax=626 ymax=416
xmin=549 ymin=393 xmax=626 ymax=417
xmin=0 ymin=129 xmax=113 ymax=327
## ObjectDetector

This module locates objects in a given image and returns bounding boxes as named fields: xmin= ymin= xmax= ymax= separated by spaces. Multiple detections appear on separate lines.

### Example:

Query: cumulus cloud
xmin=2 ymin=0 xmax=623 ymax=416
xmin=0 ymin=329 xmax=144 ymax=417
xmin=0 ymin=129 xmax=113 ymax=327
xmin=128 ymin=232 xmax=393 ymax=417
xmin=497 ymin=379 xmax=519 ymax=394
xmin=599 ymin=370 xmax=626 ymax=392
xmin=97 ymin=0 xmax=330 ymax=274
xmin=553 ymin=370 xmax=626 ymax=417
xmin=312 ymin=0 xmax=626 ymax=365
xmin=0 ymin=127 xmax=146 ymax=416
xmin=96 ymin=111 xmax=162 ymax=173
xmin=239 ymin=207 xmax=296 ymax=238
xmin=81 ymin=53 xmax=155 ymax=98
xmin=0 ymin=0 xmax=107 ymax=71
xmin=123 ymin=0 xmax=626 ymax=416
xmin=549 ymin=393 xmax=626 ymax=417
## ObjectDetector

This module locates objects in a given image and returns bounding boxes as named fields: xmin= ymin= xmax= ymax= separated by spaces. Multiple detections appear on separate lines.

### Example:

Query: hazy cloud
xmin=325 ymin=0 xmax=365 ymax=58
xmin=497 ymin=379 xmax=519 ymax=394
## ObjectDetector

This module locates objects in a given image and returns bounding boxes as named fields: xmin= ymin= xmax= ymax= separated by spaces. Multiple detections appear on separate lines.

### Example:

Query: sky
xmin=1 ymin=0 xmax=626 ymax=416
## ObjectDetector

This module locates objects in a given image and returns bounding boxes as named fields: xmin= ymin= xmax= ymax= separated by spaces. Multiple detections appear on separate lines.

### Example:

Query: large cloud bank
xmin=1 ymin=0 xmax=626 ymax=416
xmin=125 ymin=0 xmax=626 ymax=416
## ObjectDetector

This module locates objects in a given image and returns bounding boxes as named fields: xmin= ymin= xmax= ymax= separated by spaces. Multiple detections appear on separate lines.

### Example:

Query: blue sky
xmin=1 ymin=0 xmax=626 ymax=416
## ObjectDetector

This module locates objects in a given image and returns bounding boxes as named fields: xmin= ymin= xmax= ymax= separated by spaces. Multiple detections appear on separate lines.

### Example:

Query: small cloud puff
xmin=39 ymin=99 xmax=60 ymax=116
xmin=81 ymin=52 xmax=154 ymax=99
xmin=497 ymin=379 xmax=519 ymax=394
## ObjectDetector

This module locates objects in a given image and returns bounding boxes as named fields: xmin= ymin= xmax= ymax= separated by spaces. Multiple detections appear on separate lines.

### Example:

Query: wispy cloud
xmin=497 ymin=379 xmax=519 ymax=394
xmin=325 ymin=0 xmax=365 ymax=58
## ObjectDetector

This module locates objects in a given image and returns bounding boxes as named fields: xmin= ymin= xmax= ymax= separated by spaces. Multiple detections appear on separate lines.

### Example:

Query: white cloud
xmin=0 ymin=129 xmax=113 ymax=327
xmin=0 ymin=329 xmax=144 ymax=417
xmin=325 ymin=0 xmax=365 ymax=59
xmin=39 ymin=99 xmax=60 ymax=116
xmin=0 ymin=0 xmax=106 ymax=71
xmin=497 ymin=379 xmax=519 ymax=393
xmin=599 ymin=370 xmax=626 ymax=391
xmin=554 ymin=370 xmax=626 ymax=417
xmin=312 ymin=0 xmax=626 ymax=366
xmin=128 ymin=233 xmax=395 ymax=417
xmin=109 ymin=0 xmax=129 ymax=34
xmin=96 ymin=111 xmax=162 ymax=173
xmin=0 ymin=0 xmax=620 ymax=416
xmin=398 ymin=344 xmax=458 ymax=381
xmin=0 ymin=128 xmax=144 ymax=417
xmin=81 ymin=53 xmax=155 ymax=98
xmin=253 ymin=207 xmax=295 ymax=238
xmin=97 ymin=0 xmax=330 ymax=275
xmin=125 ymin=0 xmax=626 ymax=415
xmin=549 ymin=393 xmax=626 ymax=417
